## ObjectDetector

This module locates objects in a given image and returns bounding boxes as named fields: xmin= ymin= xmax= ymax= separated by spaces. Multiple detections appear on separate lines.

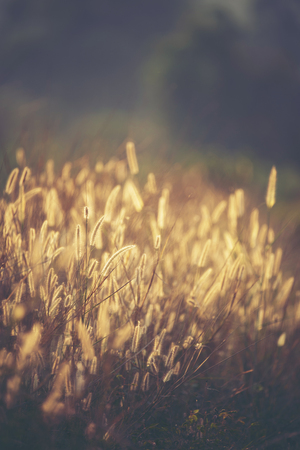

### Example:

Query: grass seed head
xmin=5 ymin=168 xmax=19 ymax=195
xmin=90 ymin=214 xmax=105 ymax=246
xmin=126 ymin=141 xmax=139 ymax=175
xmin=266 ymin=166 xmax=277 ymax=209
xmin=83 ymin=206 xmax=89 ymax=220
xmin=19 ymin=167 xmax=31 ymax=186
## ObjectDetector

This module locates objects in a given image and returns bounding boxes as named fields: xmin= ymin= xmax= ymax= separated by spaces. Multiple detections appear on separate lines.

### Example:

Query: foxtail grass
xmin=0 ymin=152 xmax=299 ymax=449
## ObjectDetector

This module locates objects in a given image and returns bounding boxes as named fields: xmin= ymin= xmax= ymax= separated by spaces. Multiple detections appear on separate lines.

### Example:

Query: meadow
xmin=0 ymin=143 xmax=300 ymax=449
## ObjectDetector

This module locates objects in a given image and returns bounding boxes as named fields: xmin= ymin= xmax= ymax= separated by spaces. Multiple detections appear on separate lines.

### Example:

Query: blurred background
xmin=1 ymin=0 xmax=300 ymax=197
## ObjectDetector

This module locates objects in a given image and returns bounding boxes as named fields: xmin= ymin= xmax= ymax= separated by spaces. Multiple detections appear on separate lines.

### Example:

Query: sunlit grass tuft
xmin=0 ymin=148 xmax=299 ymax=449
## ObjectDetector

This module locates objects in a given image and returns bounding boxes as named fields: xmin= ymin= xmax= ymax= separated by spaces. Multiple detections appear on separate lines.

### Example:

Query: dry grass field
xmin=0 ymin=144 xmax=300 ymax=449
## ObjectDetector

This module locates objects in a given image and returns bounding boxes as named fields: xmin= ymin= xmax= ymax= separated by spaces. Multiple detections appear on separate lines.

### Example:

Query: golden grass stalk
xmin=18 ymin=185 xmax=26 ymax=224
xmin=95 ymin=160 xmax=103 ymax=173
xmin=46 ymin=268 xmax=54 ymax=298
xmin=82 ymin=393 xmax=92 ymax=411
xmin=145 ymin=304 xmax=153 ymax=328
xmin=23 ymin=187 xmax=42 ymax=202
xmin=166 ymin=344 xmax=179 ymax=368
xmin=220 ymin=265 xmax=229 ymax=293
xmin=147 ymin=350 xmax=157 ymax=369
xmin=40 ymin=285 xmax=46 ymax=302
xmin=100 ymin=245 xmax=135 ymax=276
xmin=52 ymin=285 xmax=64 ymax=303
xmin=211 ymin=200 xmax=227 ymax=224
xmin=202 ymin=282 xmax=221 ymax=308
xmin=104 ymin=423 xmax=116 ymax=441
xmin=155 ymin=328 xmax=166 ymax=355
xmin=45 ymin=188 xmax=59 ymax=227
xmin=166 ymin=311 xmax=176 ymax=333
xmin=141 ymin=372 xmax=150 ymax=391
xmin=87 ymin=259 xmax=98 ymax=278
xmin=104 ymin=185 xmax=121 ymax=222
xmin=64 ymin=295 xmax=71 ymax=307
xmin=40 ymin=220 xmax=48 ymax=245
xmin=19 ymin=166 xmax=30 ymax=186
xmin=154 ymin=235 xmax=161 ymax=250
xmin=61 ymin=161 xmax=72 ymax=180
xmin=235 ymin=189 xmax=245 ymax=217
xmin=28 ymin=270 xmax=35 ymax=298
xmin=258 ymin=223 xmax=268 ymax=247
xmin=51 ymin=247 xmax=65 ymax=263
xmin=130 ymin=372 xmax=140 ymax=391
xmin=75 ymin=167 xmax=89 ymax=186
xmin=163 ymin=369 xmax=173 ymax=383
xmin=42 ymin=234 xmax=52 ymax=258
xmin=46 ymin=159 xmax=55 ymax=186
xmin=198 ymin=239 xmax=211 ymax=268
xmin=15 ymin=281 xmax=24 ymax=304
xmin=266 ymin=166 xmax=277 ymax=209
xmin=131 ymin=321 xmax=141 ymax=353
xmin=136 ymin=266 xmax=140 ymax=287
xmin=157 ymin=195 xmax=166 ymax=230
xmin=126 ymin=141 xmax=139 ymax=175
xmin=173 ymin=361 xmax=180 ymax=375
xmin=249 ymin=208 xmax=259 ymax=248
xmin=5 ymin=168 xmax=19 ymax=195
xmin=229 ymin=254 xmax=242 ymax=280
xmin=51 ymin=356 xmax=60 ymax=374
xmin=198 ymin=205 xmax=211 ymax=238
xmin=125 ymin=179 xmax=144 ymax=212
xmin=90 ymin=357 xmax=97 ymax=375
xmin=49 ymin=296 xmax=62 ymax=316
xmin=90 ymin=215 xmax=105 ymax=246
xmin=265 ymin=252 xmax=275 ymax=280
xmin=228 ymin=194 xmax=237 ymax=235
xmin=83 ymin=206 xmax=89 ymax=220
xmin=75 ymin=224 xmax=81 ymax=261
xmin=28 ymin=228 xmax=35 ymax=256
xmin=268 ymin=227 xmax=275 ymax=244
xmin=147 ymin=172 xmax=157 ymax=194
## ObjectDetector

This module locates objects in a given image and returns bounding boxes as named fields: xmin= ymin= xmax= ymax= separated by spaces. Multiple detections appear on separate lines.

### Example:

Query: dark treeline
xmin=146 ymin=0 xmax=300 ymax=164
xmin=1 ymin=0 xmax=300 ymax=165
